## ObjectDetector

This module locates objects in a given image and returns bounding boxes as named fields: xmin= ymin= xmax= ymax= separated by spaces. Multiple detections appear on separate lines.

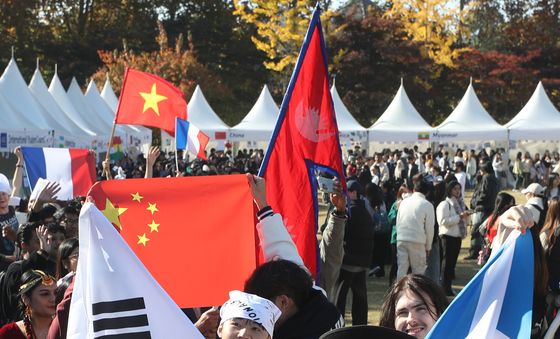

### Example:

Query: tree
xmin=384 ymin=0 xmax=467 ymax=67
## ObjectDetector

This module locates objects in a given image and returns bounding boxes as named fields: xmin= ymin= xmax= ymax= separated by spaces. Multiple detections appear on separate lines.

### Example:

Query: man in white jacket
xmin=396 ymin=179 xmax=435 ymax=280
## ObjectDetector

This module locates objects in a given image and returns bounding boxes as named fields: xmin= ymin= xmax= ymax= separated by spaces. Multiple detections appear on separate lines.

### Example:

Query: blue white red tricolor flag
xmin=21 ymin=147 xmax=96 ymax=200
xmin=258 ymin=5 xmax=345 ymax=276
xmin=426 ymin=230 xmax=534 ymax=339
xmin=175 ymin=118 xmax=209 ymax=160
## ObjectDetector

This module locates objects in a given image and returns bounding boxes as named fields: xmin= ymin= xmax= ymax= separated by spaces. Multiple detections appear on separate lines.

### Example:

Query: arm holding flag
xmin=11 ymin=146 xmax=23 ymax=199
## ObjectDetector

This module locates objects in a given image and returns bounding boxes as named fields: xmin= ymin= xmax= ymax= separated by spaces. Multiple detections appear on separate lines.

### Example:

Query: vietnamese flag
xmin=258 ymin=5 xmax=345 ymax=277
xmin=88 ymin=174 xmax=256 ymax=307
xmin=114 ymin=68 xmax=187 ymax=136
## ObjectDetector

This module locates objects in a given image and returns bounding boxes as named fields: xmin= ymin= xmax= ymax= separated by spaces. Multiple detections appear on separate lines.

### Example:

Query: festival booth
xmin=229 ymin=85 xmax=279 ymax=149
xmin=29 ymin=66 xmax=95 ymax=149
xmin=330 ymin=83 xmax=368 ymax=150
xmin=49 ymin=72 xmax=106 ymax=152
xmin=368 ymin=81 xmax=433 ymax=151
xmin=181 ymin=85 xmax=230 ymax=152
xmin=0 ymin=58 xmax=54 ymax=151
xmin=434 ymin=80 xmax=508 ymax=149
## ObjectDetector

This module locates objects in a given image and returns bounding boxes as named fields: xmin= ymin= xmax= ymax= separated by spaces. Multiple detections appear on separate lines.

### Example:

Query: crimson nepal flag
xmin=258 ymin=5 xmax=346 ymax=277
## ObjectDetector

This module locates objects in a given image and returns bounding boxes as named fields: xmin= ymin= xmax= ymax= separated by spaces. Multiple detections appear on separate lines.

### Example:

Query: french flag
xmin=426 ymin=230 xmax=534 ymax=338
xmin=175 ymin=118 xmax=209 ymax=160
xmin=21 ymin=147 xmax=96 ymax=200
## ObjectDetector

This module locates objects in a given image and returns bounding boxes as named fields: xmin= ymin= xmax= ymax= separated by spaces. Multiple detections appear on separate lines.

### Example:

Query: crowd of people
xmin=0 ymin=143 xmax=559 ymax=338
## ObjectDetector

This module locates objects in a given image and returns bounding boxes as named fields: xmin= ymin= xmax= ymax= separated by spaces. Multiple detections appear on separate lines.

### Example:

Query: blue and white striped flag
xmin=426 ymin=230 xmax=534 ymax=339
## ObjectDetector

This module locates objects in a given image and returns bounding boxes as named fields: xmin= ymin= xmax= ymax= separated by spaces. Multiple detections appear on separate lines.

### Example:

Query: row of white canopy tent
xmin=3 ymin=53 xmax=559 ymax=153
xmin=0 ymin=57 xmax=151 ymax=152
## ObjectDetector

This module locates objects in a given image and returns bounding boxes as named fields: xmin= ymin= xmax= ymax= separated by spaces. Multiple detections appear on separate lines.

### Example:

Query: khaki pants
xmin=396 ymin=241 xmax=426 ymax=280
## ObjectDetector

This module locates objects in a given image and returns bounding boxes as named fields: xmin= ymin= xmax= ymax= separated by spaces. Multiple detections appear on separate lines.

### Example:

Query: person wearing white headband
xmin=218 ymin=290 xmax=281 ymax=339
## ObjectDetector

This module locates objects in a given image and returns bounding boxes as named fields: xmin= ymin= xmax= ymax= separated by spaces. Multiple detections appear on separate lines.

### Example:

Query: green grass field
xmin=319 ymin=189 xmax=526 ymax=326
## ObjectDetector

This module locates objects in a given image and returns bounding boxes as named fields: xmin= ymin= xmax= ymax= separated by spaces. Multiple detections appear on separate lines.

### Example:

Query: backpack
xmin=531 ymin=203 xmax=547 ymax=234
xmin=373 ymin=206 xmax=390 ymax=234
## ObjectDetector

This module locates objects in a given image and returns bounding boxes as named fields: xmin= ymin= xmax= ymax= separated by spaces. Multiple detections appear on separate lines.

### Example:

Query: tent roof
xmin=229 ymin=85 xmax=278 ymax=140
xmin=66 ymin=78 xmax=111 ymax=135
xmin=0 ymin=90 xmax=37 ymax=130
xmin=0 ymin=58 xmax=50 ymax=130
xmin=100 ymin=77 xmax=120 ymax=112
xmin=330 ymin=84 xmax=367 ymax=142
xmin=368 ymin=81 xmax=433 ymax=142
xmin=187 ymin=85 xmax=229 ymax=136
xmin=435 ymin=81 xmax=507 ymax=141
xmin=505 ymin=82 xmax=560 ymax=140
xmin=29 ymin=67 xmax=95 ymax=136
xmin=49 ymin=73 xmax=102 ymax=136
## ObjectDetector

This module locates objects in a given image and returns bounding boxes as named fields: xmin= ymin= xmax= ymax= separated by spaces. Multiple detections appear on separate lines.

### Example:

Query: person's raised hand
xmin=246 ymin=174 xmax=268 ymax=210
xmin=2 ymin=225 xmax=16 ymax=242
xmin=146 ymin=146 xmax=160 ymax=167
xmin=14 ymin=146 xmax=23 ymax=164
xmin=500 ymin=205 xmax=534 ymax=233
xmin=36 ymin=224 xmax=50 ymax=253
xmin=38 ymin=181 xmax=61 ymax=203
xmin=330 ymin=180 xmax=346 ymax=214
xmin=194 ymin=307 xmax=219 ymax=339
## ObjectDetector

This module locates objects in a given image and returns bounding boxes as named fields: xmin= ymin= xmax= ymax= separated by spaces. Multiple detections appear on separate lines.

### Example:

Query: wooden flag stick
xmin=103 ymin=123 xmax=117 ymax=180
xmin=175 ymin=149 xmax=180 ymax=176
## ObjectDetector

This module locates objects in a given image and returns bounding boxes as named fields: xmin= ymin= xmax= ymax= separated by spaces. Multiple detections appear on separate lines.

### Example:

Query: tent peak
xmin=11 ymin=46 xmax=14 ymax=60
xmin=400 ymin=78 xmax=403 ymax=86
xmin=36 ymin=58 xmax=40 ymax=71
xmin=54 ymin=64 xmax=58 ymax=75
xmin=469 ymin=77 xmax=473 ymax=85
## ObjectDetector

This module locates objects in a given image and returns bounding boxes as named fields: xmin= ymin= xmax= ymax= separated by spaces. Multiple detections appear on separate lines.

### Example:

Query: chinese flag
xmin=115 ymin=68 xmax=187 ymax=136
xmin=88 ymin=174 xmax=256 ymax=307
xmin=258 ymin=6 xmax=345 ymax=277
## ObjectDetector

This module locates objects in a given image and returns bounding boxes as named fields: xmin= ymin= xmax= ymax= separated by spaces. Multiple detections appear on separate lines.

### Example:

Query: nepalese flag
xmin=67 ymin=202 xmax=203 ymax=339
xmin=426 ymin=230 xmax=534 ymax=339
xmin=21 ymin=147 xmax=96 ymax=200
xmin=258 ymin=5 xmax=345 ymax=276
xmin=175 ymin=118 xmax=209 ymax=160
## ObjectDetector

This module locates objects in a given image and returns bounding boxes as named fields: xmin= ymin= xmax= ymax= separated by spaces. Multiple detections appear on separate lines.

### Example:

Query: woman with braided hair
xmin=0 ymin=270 xmax=56 ymax=339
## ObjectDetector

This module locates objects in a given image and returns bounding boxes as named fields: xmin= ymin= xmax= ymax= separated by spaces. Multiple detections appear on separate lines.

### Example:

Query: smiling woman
xmin=379 ymin=274 xmax=449 ymax=339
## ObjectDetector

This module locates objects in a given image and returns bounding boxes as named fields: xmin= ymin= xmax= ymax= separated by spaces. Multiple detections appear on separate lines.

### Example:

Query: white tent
xmin=330 ymin=84 xmax=368 ymax=143
xmin=435 ymin=81 xmax=508 ymax=142
xmin=187 ymin=85 xmax=229 ymax=139
xmin=229 ymin=85 xmax=279 ymax=141
xmin=0 ymin=58 xmax=52 ymax=131
xmin=49 ymin=72 xmax=106 ymax=140
xmin=67 ymin=78 xmax=112 ymax=135
xmin=506 ymin=82 xmax=560 ymax=141
xmin=368 ymin=81 xmax=433 ymax=142
xmin=29 ymin=67 xmax=95 ymax=148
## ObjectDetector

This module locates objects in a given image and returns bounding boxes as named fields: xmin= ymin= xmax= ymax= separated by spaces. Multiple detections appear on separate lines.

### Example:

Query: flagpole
xmin=175 ymin=150 xmax=179 ymax=176
xmin=104 ymin=123 xmax=117 ymax=180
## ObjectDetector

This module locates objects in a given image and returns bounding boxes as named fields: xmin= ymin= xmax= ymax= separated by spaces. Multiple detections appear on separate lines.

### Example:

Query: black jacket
xmin=342 ymin=199 xmax=375 ymax=268
xmin=274 ymin=288 xmax=343 ymax=339
xmin=472 ymin=173 xmax=499 ymax=214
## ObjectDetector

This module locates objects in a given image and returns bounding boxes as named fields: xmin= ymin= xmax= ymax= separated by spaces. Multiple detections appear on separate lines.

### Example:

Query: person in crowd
xmin=379 ymin=274 xmax=449 ymax=339
xmin=0 ymin=270 xmax=56 ymax=339
xmin=395 ymin=179 xmax=435 ymax=280
xmin=466 ymin=161 xmax=499 ymax=260
xmin=522 ymin=152 xmax=533 ymax=188
xmin=438 ymin=152 xmax=451 ymax=172
xmin=333 ymin=180 xmax=373 ymax=325
xmin=513 ymin=151 xmax=523 ymax=191
xmin=465 ymin=149 xmax=477 ymax=189
xmin=522 ymin=183 xmax=547 ymax=233
xmin=0 ymin=174 xmax=18 ymax=272
xmin=373 ymin=153 xmax=390 ymax=184
xmin=453 ymin=149 xmax=464 ymax=170
xmin=453 ymin=161 xmax=466 ymax=199
xmin=547 ymin=173 xmax=560 ymax=200
xmin=539 ymin=197 xmax=560 ymax=293
xmin=492 ymin=151 xmax=506 ymax=190
xmin=217 ymin=290 xmax=281 ymax=339
xmin=367 ymin=183 xmax=390 ymax=279
xmin=406 ymin=156 xmax=419 ymax=189
xmin=244 ymin=174 xmax=344 ymax=338
xmin=54 ymin=238 xmax=78 ymax=285
xmin=481 ymin=192 xmax=515 ymax=258
xmin=436 ymin=181 xmax=469 ymax=296
xmin=53 ymin=204 xmax=79 ymax=239
xmin=424 ymin=179 xmax=442 ymax=286
xmin=387 ymin=185 xmax=409 ymax=285
xmin=45 ymin=224 xmax=65 ymax=265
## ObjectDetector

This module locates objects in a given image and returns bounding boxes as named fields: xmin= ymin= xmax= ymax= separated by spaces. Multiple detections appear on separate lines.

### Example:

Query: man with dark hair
xmin=395 ymin=179 xmax=435 ymax=280
xmin=245 ymin=175 xmax=344 ymax=338
xmin=466 ymin=161 xmax=499 ymax=260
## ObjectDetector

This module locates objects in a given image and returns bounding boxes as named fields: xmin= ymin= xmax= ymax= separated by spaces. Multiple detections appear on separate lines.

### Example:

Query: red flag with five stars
xmin=114 ymin=68 xmax=187 ymax=136
xmin=88 ymin=174 xmax=256 ymax=308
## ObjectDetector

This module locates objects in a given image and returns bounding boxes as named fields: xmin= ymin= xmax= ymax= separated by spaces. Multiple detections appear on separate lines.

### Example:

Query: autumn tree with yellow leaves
xmin=233 ymin=0 xmax=335 ymax=73
xmin=384 ymin=0 xmax=469 ymax=68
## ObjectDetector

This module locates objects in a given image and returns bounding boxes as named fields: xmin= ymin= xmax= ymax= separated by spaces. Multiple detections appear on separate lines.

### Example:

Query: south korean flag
xmin=67 ymin=203 xmax=203 ymax=339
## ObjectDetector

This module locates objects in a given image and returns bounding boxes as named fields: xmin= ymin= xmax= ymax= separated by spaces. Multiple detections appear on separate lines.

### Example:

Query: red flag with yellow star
xmin=88 ymin=174 xmax=256 ymax=308
xmin=114 ymin=68 xmax=187 ymax=136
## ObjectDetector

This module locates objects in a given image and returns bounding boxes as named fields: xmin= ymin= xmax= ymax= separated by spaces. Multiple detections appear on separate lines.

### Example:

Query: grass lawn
xmin=318 ymin=188 xmax=527 ymax=326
